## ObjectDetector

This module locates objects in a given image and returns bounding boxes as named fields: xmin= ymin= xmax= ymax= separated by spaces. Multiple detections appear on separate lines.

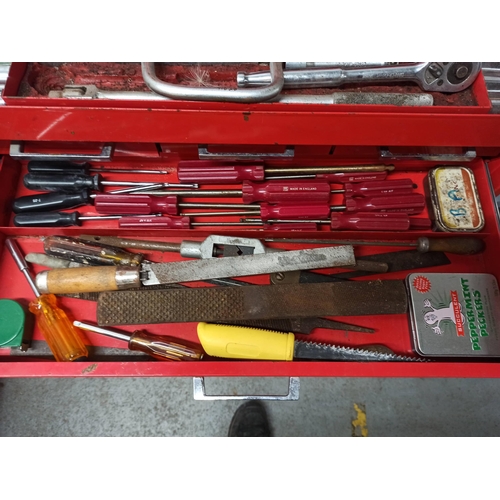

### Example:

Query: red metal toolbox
xmin=2 ymin=62 xmax=500 ymax=380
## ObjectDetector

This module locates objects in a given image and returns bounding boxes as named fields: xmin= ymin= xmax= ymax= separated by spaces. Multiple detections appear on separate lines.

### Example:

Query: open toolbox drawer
xmin=1 ymin=151 xmax=500 ymax=378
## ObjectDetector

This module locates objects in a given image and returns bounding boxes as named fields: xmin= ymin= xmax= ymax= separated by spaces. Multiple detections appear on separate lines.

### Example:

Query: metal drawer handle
xmin=141 ymin=62 xmax=284 ymax=103
xmin=380 ymin=146 xmax=476 ymax=162
xmin=193 ymin=377 xmax=300 ymax=401
xmin=198 ymin=145 xmax=295 ymax=160
xmin=9 ymin=142 xmax=115 ymax=161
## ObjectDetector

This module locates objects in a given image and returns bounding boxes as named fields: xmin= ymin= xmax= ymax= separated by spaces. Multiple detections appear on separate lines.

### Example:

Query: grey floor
xmin=1 ymin=376 xmax=500 ymax=436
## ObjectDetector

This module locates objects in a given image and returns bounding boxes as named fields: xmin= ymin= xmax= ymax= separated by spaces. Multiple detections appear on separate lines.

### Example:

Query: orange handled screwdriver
xmin=73 ymin=321 xmax=204 ymax=361
xmin=5 ymin=239 xmax=88 ymax=361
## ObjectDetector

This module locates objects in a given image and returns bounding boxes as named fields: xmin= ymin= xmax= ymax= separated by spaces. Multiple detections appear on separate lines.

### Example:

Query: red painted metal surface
xmin=2 ymin=106 xmax=500 ymax=147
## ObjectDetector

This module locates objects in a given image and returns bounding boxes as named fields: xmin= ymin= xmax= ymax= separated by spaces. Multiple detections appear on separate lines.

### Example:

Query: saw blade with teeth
xmin=294 ymin=340 xmax=423 ymax=362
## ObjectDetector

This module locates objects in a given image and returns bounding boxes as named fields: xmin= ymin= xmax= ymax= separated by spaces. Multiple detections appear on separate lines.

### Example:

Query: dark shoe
xmin=228 ymin=401 xmax=271 ymax=437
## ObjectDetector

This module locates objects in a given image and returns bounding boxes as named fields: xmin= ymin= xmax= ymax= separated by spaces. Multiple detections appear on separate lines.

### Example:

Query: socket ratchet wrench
xmin=237 ymin=62 xmax=482 ymax=93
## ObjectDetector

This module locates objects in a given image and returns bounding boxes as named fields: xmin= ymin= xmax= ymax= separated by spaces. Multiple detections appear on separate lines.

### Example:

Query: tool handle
xmin=27 ymin=160 xmax=91 ymax=176
xmin=35 ymin=266 xmax=141 ymax=294
xmin=94 ymin=194 xmax=179 ymax=215
xmin=12 ymin=190 xmax=93 ymax=213
xmin=329 ymin=212 xmax=410 ymax=230
xmin=409 ymin=218 xmax=432 ymax=229
xmin=29 ymin=294 xmax=88 ymax=361
xmin=317 ymin=171 xmax=388 ymax=183
xmin=242 ymin=180 xmax=331 ymax=204
xmin=417 ymin=237 xmax=485 ymax=255
xmin=260 ymin=203 xmax=330 ymax=221
xmin=197 ymin=322 xmax=295 ymax=360
xmin=178 ymin=162 xmax=265 ymax=183
xmin=43 ymin=235 xmax=144 ymax=266
xmin=341 ymin=178 xmax=415 ymax=197
xmin=341 ymin=193 xmax=426 ymax=214
xmin=129 ymin=331 xmax=204 ymax=361
xmin=14 ymin=211 xmax=82 ymax=227
xmin=24 ymin=173 xmax=100 ymax=192
xmin=118 ymin=215 xmax=191 ymax=229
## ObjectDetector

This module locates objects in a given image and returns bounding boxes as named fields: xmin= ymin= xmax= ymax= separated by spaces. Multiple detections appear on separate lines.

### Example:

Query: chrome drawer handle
xmin=9 ymin=142 xmax=114 ymax=161
xmin=141 ymin=62 xmax=284 ymax=103
xmin=193 ymin=377 xmax=300 ymax=401
xmin=198 ymin=145 xmax=295 ymax=160
xmin=380 ymin=146 xmax=476 ymax=162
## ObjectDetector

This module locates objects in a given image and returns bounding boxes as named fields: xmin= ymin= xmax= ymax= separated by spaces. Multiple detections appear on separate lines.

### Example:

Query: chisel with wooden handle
xmin=34 ymin=244 xmax=355 ymax=294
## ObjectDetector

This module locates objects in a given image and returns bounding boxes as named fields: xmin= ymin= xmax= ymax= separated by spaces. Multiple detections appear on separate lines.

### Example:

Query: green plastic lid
xmin=0 ymin=299 xmax=26 ymax=348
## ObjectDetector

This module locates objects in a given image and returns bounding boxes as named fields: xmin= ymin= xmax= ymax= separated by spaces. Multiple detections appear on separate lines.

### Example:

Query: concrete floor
xmin=1 ymin=376 xmax=500 ymax=436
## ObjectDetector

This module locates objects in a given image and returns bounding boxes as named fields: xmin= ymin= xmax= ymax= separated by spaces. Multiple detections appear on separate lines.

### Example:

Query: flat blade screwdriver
xmin=5 ymin=239 xmax=88 ymax=362
xmin=242 ymin=212 xmax=412 ymax=231
xmin=177 ymin=161 xmax=394 ymax=184
xmin=13 ymin=211 xmax=157 ymax=227
xmin=27 ymin=160 xmax=171 ymax=175
xmin=73 ymin=321 xmax=204 ymax=361
xmin=23 ymin=173 xmax=196 ymax=193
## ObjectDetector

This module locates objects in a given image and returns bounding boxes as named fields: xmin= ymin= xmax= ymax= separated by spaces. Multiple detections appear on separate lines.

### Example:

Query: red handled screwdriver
xmin=330 ymin=178 xmax=416 ymax=197
xmin=96 ymin=180 xmax=332 ymax=204
xmin=242 ymin=212 xmax=411 ymax=231
xmin=117 ymin=215 xmax=318 ymax=231
xmin=177 ymin=161 xmax=394 ymax=184
xmin=13 ymin=212 xmax=159 ymax=227
xmin=184 ymin=193 xmax=426 ymax=219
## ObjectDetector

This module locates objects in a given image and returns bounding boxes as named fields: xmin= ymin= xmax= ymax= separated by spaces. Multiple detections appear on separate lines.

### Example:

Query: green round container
xmin=0 ymin=299 xmax=26 ymax=348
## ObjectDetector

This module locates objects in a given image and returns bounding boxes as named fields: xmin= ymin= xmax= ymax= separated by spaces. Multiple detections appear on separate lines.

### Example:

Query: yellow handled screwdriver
xmin=73 ymin=321 xmax=204 ymax=361
xmin=5 ymin=239 xmax=88 ymax=362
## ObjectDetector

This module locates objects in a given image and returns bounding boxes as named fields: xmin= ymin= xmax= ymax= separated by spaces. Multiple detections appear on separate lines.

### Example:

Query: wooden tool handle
xmin=35 ymin=266 xmax=140 ymax=294
xmin=418 ymin=237 xmax=485 ymax=255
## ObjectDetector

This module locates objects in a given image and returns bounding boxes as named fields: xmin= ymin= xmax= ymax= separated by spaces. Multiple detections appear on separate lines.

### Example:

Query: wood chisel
xmin=34 ymin=244 xmax=356 ymax=294
xmin=197 ymin=323 xmax=420 ymax=361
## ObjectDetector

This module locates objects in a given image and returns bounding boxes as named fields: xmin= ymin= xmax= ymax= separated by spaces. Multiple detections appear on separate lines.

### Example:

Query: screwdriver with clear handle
xmin=73 ymin=321 xmax=204 ymax=361
xmin=5 ymin=239 xmax=88 ymax=362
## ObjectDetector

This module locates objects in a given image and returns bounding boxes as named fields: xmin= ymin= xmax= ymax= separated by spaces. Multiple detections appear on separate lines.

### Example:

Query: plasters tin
xmin=406 ymin=273 xmax=500 ymax=357
xmin=426 ymin=166 xmax=484 ymax=232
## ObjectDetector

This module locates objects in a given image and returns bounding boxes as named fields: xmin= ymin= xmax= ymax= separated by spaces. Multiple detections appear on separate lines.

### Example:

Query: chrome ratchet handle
xmin=238 ymin=62 xmax=482 ymax=93
xmin=142 ymin=62 xmax=284 ymax=103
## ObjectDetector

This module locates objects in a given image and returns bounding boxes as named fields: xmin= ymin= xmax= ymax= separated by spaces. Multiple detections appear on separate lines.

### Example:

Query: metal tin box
xmin=407 ymin=273 xmax=500 ymax=357
xmin=426 ymin=166 xmax=485 ymax=232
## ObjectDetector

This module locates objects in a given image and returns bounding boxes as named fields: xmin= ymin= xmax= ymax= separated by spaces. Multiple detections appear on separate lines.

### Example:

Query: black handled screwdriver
xmin=27 ymin=160 xmax=170 ymax=175
xmin=13 ymin=186 xmax=193 ymax=213
xmin=23 ymin=173 xmax=195 ymax=193
xmin=13 ymin=211 xmax=140 ymax=227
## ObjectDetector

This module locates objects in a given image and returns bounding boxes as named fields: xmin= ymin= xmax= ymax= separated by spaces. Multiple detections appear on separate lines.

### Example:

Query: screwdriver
xmin=27 ymin=160 xmax=171 ymax=175
xmin=23 ymin=173 xmax=195 ymax=193
xmin=5 ymin=239 xmax=88 ymax=361
xmin=177 ymin=161 xmax=394 ymax=184
xmin=73 ymin=321 xmax=204 ymax=361
xmin=116 ymin=215 xmax=318 ymax=230
xmin=94 ymin=194 xmax=330 ymax=220
xmin=242 ymin=212 xmax=411 ymax=231
xmin=13 ymin=183 xmax=200 ymax=213
xmin=13 ymin=211 xmax=153 ymax=227
xmin=138 ymin=179 xmax=333 ymax=202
